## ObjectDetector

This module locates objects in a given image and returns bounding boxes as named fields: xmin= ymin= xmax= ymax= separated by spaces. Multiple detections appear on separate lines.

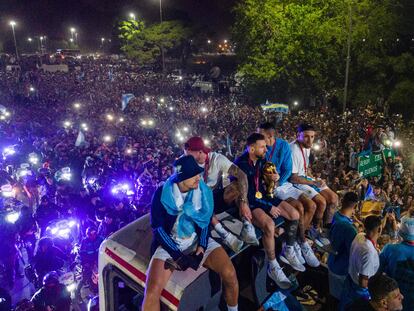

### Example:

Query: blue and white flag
xmin=121 ymin=93 xmax=135 ymax=111
xmin=75 ymin=130 xmax=86 ymax=147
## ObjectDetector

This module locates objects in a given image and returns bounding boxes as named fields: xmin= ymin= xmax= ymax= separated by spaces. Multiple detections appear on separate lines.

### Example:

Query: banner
xmin=361 ymin=201 xmax=385 ymax=218
xmin=357 ymin=148 xmax=395 ymax=178
xmin=121 ymin=93 xmax=135 ymax=111
xmin=261 ymin=100 xmax=289 ymax=114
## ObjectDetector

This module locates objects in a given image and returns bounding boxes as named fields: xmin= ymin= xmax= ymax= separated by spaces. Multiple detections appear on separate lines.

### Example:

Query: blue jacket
xmin=234 ymin=151 xmax=280 ymax=213
xmin=150 ymin=186 xmax=210 ymax=260
xmin=328 ymin=212 xmax=357 ymax=275
xmin=266 ymin=138 xmax=292 ymax=186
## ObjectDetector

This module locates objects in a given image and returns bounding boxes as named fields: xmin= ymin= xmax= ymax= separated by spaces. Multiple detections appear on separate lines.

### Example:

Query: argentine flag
xmin=121 ymin=93 xmax=135 ymax=111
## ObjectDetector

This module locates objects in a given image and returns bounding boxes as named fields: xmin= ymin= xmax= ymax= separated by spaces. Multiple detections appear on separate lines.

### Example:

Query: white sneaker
xmin=294 ymin=242 xmax=306 ymax=265
xmin=267 ymin=265 xmax=292 ymax=289
xmin=240 ymin=221 xmax=259 ymax=245
xmin=300 ymin=241 xmax=320 ymax=267
xmin=223 ymin=232 xmax=244 ymax=253
xmin=280 ymin=245 xmax=306 ymax=272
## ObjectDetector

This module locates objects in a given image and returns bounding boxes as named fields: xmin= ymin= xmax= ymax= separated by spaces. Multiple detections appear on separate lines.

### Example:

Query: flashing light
xmin=4 ymin=111 xmax=10 ymax=117
xmin=393 ymin=140 xmax=402 ymax=148
xmin=66 ymin=283 xmax=76 ymax=292
xmin=183 ymin=127 xmax=189 ymax=132
xmin=73 ymin=103 xmax=81 ymax=109
xmin=159 ymin=97 xmax=165 ymax=103
xmin=148 ymin=119 xmax=154 ymax=126
xmin=119 ymin=117 xmax=124 ymax=122
xmin=203 ymin=139 xmax=210 ymax=146
xmin=294 ymin=101 xmax=299 ymax=106
xmin=68 ymin=220 xmax=77 ymax=228
xmin=169 ymin=106 xmax=174 ymax=111
xmin=106 ymin=114 xmax=114 ymax=121
xmin=103 ymin=135 xmax=112 ymax=143
xmin=63 ymin=121 xmax=72 ymax=128
xmin=312 ymin=144 xmax=321 ymax=151
xmin=384 ymin=139 xmax=392 ymax=147
xmin=178 ymin=76 xmax=183 ymax=81
xmin=178 ymin=136 xmax=185 ymax=142
xmin=0 ymin=116 xmax=5 ymax=120
xmin=3 ymin=146 xmax=16 ymax=157
xmin=141 ymin=120 xmax=148 ymax=126
xmin=200 ymin=107 xmax=208 ymax=113
xmin=87 ymin=177 xmax=96 ymax=185
xmin=29 ymin=87 xmax=35 ymax=92
xmin=145 ymin=97 xmax=150 ymax=103
xmin=29 ymin=154 xmax=39 ymax=165
xmin=126 ymin=148 xmax=133 ymax=154
xmin=5 ymin=212 xmax=20 ymax=224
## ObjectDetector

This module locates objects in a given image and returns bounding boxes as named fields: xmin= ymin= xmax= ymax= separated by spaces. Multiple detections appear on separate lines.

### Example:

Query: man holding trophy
xmin=258 ymin=123 xmax=320 ymax=268
xmin=234 ymin=133 xmax=306 ymax=289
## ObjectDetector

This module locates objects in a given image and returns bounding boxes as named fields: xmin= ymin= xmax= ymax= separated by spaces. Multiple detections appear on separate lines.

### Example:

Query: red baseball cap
xmin=184 ymin=136 xmax=211 ymax=154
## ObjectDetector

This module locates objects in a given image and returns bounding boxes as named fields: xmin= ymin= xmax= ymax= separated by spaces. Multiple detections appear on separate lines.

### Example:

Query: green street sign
xmin=358 ymin=152 xmax=383 ymax=177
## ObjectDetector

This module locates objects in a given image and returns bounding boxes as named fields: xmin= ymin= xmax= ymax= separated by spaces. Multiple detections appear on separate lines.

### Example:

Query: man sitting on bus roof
xmin=143 ymin=155 xmax=239 ymax=311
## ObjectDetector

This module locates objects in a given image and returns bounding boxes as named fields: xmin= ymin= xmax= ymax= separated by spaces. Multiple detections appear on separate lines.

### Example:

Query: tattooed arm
xmin=228 ymin=164 xmax=252 ymax=221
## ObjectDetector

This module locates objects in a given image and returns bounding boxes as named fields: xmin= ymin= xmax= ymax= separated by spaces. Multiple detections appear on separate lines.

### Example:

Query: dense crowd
xmin=0 ymin=58 xmax=413 ymax=310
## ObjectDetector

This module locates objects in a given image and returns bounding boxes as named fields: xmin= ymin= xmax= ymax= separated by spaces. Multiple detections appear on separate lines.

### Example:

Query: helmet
xmin=42 ymin=271 xmax=59 ymax=286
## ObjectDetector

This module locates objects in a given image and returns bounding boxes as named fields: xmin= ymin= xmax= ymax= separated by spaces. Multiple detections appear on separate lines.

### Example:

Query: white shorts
xmin=294 ymin=183 xmax=328 ymax=199
xmin=151 ymin=238 xmax=221 ymax=266
xmin=275 ymin=182 xmax=303 ymax=200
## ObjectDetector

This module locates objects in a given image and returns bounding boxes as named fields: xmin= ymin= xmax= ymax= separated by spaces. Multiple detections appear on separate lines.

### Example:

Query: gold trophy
xmin=262 ymin=162 xmax=279 ymax=198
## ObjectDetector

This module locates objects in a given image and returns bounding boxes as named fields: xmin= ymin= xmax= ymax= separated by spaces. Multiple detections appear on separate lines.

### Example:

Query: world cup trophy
xmin=262 ymin=162 xmax=279 ymax=198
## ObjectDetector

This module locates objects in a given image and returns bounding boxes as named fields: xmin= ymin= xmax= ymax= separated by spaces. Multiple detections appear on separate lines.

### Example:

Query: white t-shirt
xmin=290 ymin=141 xmax=310 ymax=177
xmin=201 ymin=152 xmax=233 ymax=189
xmin=348 ymin=233 xmax=379 ymax=285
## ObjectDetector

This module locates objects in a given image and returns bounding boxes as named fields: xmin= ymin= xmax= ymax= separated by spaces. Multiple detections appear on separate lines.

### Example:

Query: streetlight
xmin=9 ymin=21 xmax=19 ymax=60
xmin=70 ymin=27 xmax=76 ymax=41
xmin=157 ymin=0 xmax=165 ymax=73
xmin=129 ymin=13 xmax=136 ymax=21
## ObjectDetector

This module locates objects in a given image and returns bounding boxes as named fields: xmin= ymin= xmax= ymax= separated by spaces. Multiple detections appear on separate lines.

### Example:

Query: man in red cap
xmin=184 ymin=136 xmax=259 ymax=253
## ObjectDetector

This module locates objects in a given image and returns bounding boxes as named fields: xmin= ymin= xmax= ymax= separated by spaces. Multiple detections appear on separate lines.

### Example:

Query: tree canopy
xmin=119 ymin=19 xmax=190 ymax=67
xmin=233 ymin=0 xmax=413 ymax=107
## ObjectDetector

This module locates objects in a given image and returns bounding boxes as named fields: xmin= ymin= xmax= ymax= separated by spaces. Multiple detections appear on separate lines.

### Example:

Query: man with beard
xmin=258 ymin=122 xmax=319 ymax=268
xmin=184 ymin=136 xmax=258 ymax=253
xmin=234 ymin=133 xmax=303 ymax=289
xmin=289 ymin=123 xmax=338 ymax=234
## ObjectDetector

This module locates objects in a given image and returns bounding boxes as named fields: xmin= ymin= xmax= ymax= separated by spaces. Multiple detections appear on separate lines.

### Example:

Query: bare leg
xmin=312 ymin=194 xmax=326 ymax=229
xmin=299 ymin=194 xmax=317 ymax=230
xmin=320 ymin=188 xmax=339 ymax=225
xmin=252 ymin=208 xmax=276 ymax=260
xmin=142 ymin=259 xmax=174 ymax=311
xmin=203 ymin=247 xmax=239 ymax=307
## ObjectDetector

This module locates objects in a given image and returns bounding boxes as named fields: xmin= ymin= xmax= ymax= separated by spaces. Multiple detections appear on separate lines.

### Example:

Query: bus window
xmin=113 ymin=275 xmax=143 ymax=310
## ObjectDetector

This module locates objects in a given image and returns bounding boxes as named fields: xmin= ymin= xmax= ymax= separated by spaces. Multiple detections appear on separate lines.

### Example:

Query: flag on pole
xmin=75 ymin=130 xmax=86 ymax=147
xmin=121 ymin=93 xmax=135 ymax=111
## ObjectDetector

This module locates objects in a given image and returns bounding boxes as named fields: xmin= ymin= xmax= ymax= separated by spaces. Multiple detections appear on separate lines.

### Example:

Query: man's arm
xmin=227 ymin=164 xmax=248 ymax=201
xmin=289 ymin=173 xmax=319 ymax=186
xmin=279 ymin=142 xmax=293 ymax=185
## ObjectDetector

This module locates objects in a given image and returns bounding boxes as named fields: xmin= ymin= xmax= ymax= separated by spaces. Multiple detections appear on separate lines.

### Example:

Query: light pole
xmin=159 ymin=0 xmax=165 ymax=73
xmin=70 ymin=27 xmax=76 ymax=41
xmin=343 ymin=2 xmax=353 ymax=113
xmin=9 ymin=21 xmax=19 ymax=60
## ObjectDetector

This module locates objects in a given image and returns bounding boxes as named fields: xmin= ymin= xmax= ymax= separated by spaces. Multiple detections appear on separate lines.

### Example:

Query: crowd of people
xmin=0 ymin=57 xmax=413 ymax=310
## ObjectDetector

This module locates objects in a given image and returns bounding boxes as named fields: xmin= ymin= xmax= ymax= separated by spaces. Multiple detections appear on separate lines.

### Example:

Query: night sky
xmin=0 ymin=0 xmax=236 ymax=45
